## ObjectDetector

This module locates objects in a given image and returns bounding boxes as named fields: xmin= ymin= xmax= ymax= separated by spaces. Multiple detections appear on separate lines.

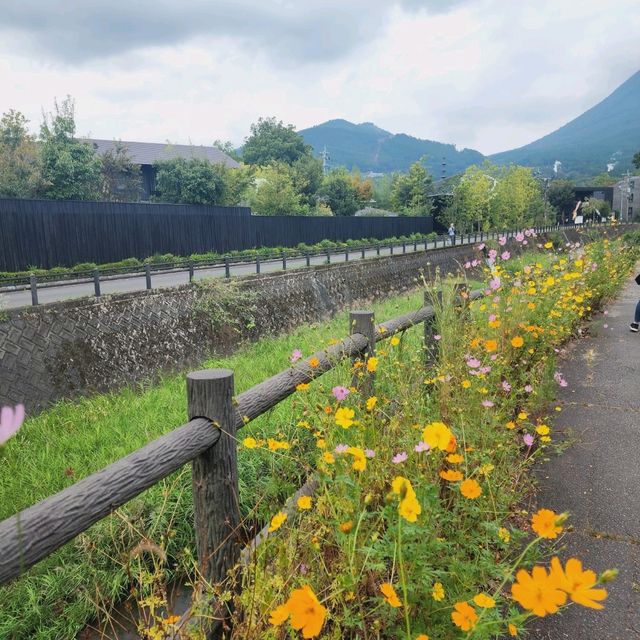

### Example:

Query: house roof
xmin=85 ymin=138 xmax=240 ymax=168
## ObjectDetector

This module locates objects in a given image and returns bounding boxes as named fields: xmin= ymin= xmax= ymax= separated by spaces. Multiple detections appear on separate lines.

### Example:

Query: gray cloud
xmin=1 ymin=0 xmax=475 ymax=64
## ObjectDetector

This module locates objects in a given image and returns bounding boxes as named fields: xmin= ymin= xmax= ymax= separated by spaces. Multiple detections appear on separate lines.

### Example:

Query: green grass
xmin=1 ymin=284 xmax=459 ymax=640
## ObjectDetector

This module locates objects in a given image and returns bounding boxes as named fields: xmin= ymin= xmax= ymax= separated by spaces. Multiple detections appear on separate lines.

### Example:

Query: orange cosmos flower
xmin=511 ymin=566 xmax=567 ymax=616
xmin=460 ymin=478 xmax=482 ymax=499
xmin=440 ymin=469 xmax=463 ymax=482
xmin=549 ymin=557 xmax=608 ymax=609
xmin=269 ymin=585 xmax=326 ymax=639
xmin=380 ymin=582 xmax=402 ymax=608
xmin=309 ymin=357 xmax=320 ymax=368
xmin=531 ymin=508 xmax=563 ymax=539
xmin=451 ymin=602 xmax=478 ymax=631
xmin=511 ymin=336 xmax=524 ymax=348
xmin=485 ymin=339 xmax=498 ymax=352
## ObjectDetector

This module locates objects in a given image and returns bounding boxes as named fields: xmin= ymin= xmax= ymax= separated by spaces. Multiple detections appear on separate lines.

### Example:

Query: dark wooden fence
xmin=0 ymin=287 xmax=476 ymax=635
xmin=0 ymin=197 xmax=433 ymax=271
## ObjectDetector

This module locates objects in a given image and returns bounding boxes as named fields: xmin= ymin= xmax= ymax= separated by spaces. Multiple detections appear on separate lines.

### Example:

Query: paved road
xmin=0 ymin=238 xmax=461 ymax=310
xmin=531 ymin=273 xmax=640 ymax=639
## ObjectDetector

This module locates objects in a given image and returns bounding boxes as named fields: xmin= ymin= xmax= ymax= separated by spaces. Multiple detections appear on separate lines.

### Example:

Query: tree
xmin=0 ymin=109 xmax=42 ymax=198
xmin=489 ymin=165 xmax=544 ymax=228
xmin=242 ymin=117 xmax=311 ymax=166
xmin=547 ymin=179 xmax=576 ymax=220
xmin=390 ymin=161 xmax=433 ymax=216
xmin=100 ymin=142 xmax=142 ymax=202
xmin=154 ymin=157 xmax=227 ymax=205
xmin=213 ymin=139 xmax=241 ymax=162
xmin=448 ymin=165 xmax=495 ymax=232
xmin=633 ymin=151 xmax=640 ymax=170
xmin=247 ymin=163 xmax=306 ymax=215
xmin=317 ymin=169 xmax=360 ymax=217
xmin=581 ymin=197 xmax=611 ymax=222
xmin=291 ymin=155 xmax=324 ymax=206
xmin=39 ymin=97 xmax=102 ymax=200
xmin=351 ymin=170 xmax=374 ymax=205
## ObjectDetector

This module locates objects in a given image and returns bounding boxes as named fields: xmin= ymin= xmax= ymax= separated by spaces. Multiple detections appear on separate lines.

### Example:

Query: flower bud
xmin=599 ymin=569 xmax=618 ymax=583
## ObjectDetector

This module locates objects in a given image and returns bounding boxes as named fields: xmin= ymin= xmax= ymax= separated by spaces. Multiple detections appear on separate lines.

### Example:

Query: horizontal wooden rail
xmin=0 ymin=418 xmax=218 ymax=585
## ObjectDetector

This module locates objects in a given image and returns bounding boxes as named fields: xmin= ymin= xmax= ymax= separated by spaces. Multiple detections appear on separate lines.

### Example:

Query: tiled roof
xmin=85 ymin=139 xmax=240 ymax=168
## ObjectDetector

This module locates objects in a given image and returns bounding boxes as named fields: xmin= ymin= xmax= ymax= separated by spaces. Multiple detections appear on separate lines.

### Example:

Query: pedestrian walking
xmin=448 ymin=223 xmax=456 ymax=246
xmin=630 ymin=273 xmax=640 ymax=332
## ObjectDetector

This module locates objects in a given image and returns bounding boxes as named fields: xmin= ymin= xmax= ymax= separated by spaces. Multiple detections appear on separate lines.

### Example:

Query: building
xmin=613 ymin=175 xmax=639 ymax=222
xmin=87 ymin=139 xmax=240 ymax=199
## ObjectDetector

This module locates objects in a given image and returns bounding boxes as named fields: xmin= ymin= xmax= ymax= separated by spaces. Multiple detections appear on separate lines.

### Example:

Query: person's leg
xmin=635 ymin=300 xmax=640 ymax=323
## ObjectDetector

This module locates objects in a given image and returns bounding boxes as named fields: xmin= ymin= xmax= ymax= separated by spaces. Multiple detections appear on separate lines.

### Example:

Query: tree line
xmin=2 ymin=97 xmax=634 ymax=223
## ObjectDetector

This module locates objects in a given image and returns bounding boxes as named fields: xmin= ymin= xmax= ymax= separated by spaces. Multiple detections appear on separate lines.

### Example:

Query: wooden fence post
xmin=145 ymin=264 xmax=152 ymax=290
xmin=29 ymin=274 xmax=39 ymax=306
xmin=350 ymin=311 xmax=376 ymax=396
xmin=424 ymin=290 xmax=442 ymax=367
xmin=93 ymin=269 xmax=101 ymax=297
xmin=187 ymin=369 xmax=240 ymax=589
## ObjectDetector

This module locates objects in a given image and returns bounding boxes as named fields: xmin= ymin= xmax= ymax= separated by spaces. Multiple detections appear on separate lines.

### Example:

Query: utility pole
xmin=320 ymin=146 xmax=330 ymax=175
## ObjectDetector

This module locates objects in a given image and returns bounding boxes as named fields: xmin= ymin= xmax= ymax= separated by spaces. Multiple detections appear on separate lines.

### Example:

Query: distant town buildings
xmin=86 ymin=139 xmax=239 ymax=199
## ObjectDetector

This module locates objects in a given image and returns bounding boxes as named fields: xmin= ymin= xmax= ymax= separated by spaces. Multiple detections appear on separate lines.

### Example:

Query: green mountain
xmin=298 ymin=119 xmax=484 ymax=175
xmin=490 ymin=70 xmax=640 ymax=176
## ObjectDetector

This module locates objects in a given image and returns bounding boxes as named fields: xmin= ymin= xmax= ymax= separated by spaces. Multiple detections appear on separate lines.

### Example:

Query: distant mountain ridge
xmin=489 ymin=70 xmax=640 ymax=175
xmin=298 ymin=119 xmax=484 ymax=175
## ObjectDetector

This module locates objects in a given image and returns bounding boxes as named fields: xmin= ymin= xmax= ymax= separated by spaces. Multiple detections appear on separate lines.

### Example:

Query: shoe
xmin=630 ymin=323 xmax=639 ymax=332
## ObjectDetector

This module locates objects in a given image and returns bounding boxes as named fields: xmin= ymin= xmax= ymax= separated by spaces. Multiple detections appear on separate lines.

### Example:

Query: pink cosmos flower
xmin=501 ymin=251 xmax=511 ymax=260
xmin=554 ymin=372 xmax=568 ymax=388
xmin=488 ymin=314 xmax=496 ymax=322
xmin=523 ymin=240 xmax=528 ymax=245
xmin=515 ymin=232 xmax=525 ymax=242
xmin=365 ymin=448 xmax=376 ymax=458
xmin=478 ymin=243 xmax=486 ymax=250
xmin=488 ymin=249 xmax=498 ymax=260
xmin=490 ymin=354 xmax=498 ymax=361
xmin=434 ymin=335 xmax=441 ymax=341
xmin=489 ymin=277 xmax=501 ymax=291
xmin=335 ymin=444 xmax=349 ymax=454
xmin=392 ymin=452 xmax=408 ymax=464
xmin=523 ymin=434 xmax=534 ymax=447
xmin=0 ymin=404 xmax=24 ymax=446
xmin=498 ymin=236 xmax=507 ymax=246
xmin=332 ymin=386 xmax=350 ymax=401
xmin=471 ymin=259 xmax=480 ymax=267
xmin=290 ymin=349 xmax=302 ymax=363
xmin=502 ymin=380 xmax=512 ymax=392
xmin=603 ymin=324 xmax=608 ymax=329
xmin=481 ymin=400 xmax=494 ymax=408
xmin=414 ymin=441 xmax=430 ymax=453
xmin=466 ymin=357 xmax=481 ymax=368
xmin=479 ymin=366 xmax=492 ymax=374
xmin=464 ymin=261 xmax=472 ymax=269
xmin=524 ymin=384 xmax=533 ymax=393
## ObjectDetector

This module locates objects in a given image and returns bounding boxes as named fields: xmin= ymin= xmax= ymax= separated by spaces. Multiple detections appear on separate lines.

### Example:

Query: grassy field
xmin=1 ymin=284 xmax=454 ymax=639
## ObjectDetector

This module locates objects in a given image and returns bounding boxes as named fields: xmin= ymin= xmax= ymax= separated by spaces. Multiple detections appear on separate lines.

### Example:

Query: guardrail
xmin=0 ymin=224 xmax=575 ymax=306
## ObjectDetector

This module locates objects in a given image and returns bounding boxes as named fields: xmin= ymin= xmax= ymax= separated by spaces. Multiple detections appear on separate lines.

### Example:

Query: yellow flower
xmin=322 ymin=452 xmax=335 ymax=464
xmin=416 ymin=635 xmax=430 ymax=640
xmin=296 ymin=383 xmax=310 ymax=392
xmin=297 ymin=495 xmax=313 ymax=510
xmin=390 ymin=336 xmax=400 ymax=346
xmin=243 ymin=437 xmax=258 ymax=449
xmin=268 ymin=438 xmax=290 ymax=451
xmin=380 ymin=582 xmax=402 ymax=608
xmin=531 ymin=508 xmax=563 ymax=539
xmin=460 ymin=478 xmax=482 ymax=499
xmin=431 ymin=582 xmax=445 ymax=601
xmin=511 ymin=336 xmax=524 ymax=348
xmin=315 ymin=438 xmax=326 ymax=449
xmin=508 ymin=622 xmax=518 ymax=636
xmin=399 ymin=495 xmax=421 ymax=522
xmin=511 ymin=566 xmax=567 ymax=616
xmin=287 ymin=585 xmax=327 ymax=638
xmin=473 ymin=593 xmax=495 ymax=608
xmin=391 ymin=476 xmax=416 ymax=498
xmin=451 ymin=602 xmax=478 ymax=631
xmin=422 ymin=421 xmax=452 ymax=450
xmin=366 ymin=396 xmax=378 ymax=411
xmin=461 ymin=379 xmax=472 ymax=389
xmin=517 ymin=411 xmax=528 ymax=420
xmin=366 ymin=357 xmax=378 ymax=373
xmin=506 ymin=421 xmax=516 ymax=430
xmin=335 ymin=407 xmax=355 ymax=429
xmin=268 ymin=511 xmax=287 ymax=533
xmin=498 ymin=527 xmax=511 ymax=543
xmin=346 ymin=446 xmax=367 ymax=472
xmin=309 ymin=357 xmax=320 ymax=368
xmin=536 ymin=424 xmax=550 ymax=436
xmin=544 ymin=241 xmax=553 ymax=249
xmin=549 ymin=557 xmax=608 ymax=609
xmin=446 ymin=453 xmax=464 ymax=464
xmin=479 ymin=463 xmax=494 ymax=476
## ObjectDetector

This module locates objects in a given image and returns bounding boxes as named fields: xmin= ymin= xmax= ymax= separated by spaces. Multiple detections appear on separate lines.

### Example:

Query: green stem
xmin=397 ymin=516 xmax=412 ymax=639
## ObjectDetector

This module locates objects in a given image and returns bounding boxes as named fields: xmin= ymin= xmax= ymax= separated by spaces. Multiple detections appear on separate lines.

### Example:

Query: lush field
xmin=0 ymin=285 xmax=450 ymax=639
xmin=223 ymin=235 xmax=634 ymax=639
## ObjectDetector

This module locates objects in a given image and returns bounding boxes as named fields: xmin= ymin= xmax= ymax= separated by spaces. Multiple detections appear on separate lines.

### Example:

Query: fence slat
xmin=350 ymin=311 xmax=376 ymax=395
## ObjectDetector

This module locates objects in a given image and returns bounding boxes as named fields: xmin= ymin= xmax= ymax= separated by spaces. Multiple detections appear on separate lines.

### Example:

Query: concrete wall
xmin=0 ymin=224 xmax=633 ymax=414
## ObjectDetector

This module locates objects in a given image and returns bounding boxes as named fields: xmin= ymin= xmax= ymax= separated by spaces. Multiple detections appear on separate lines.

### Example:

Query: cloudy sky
xmin=1 ymin=0 xmax=638 ymax=155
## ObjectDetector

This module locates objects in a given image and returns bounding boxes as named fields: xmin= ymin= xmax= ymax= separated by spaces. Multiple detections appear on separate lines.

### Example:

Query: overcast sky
xmin=1 ymin=0 xmax=638 ymax=155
